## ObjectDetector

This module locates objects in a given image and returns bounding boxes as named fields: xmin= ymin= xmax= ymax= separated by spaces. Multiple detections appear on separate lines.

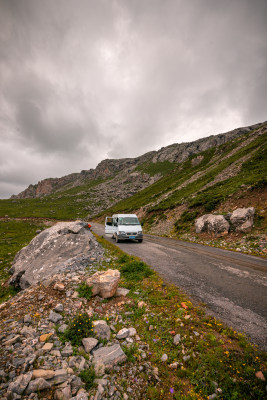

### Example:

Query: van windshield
xmin=118 ymin=217 xmax=140 ymax=225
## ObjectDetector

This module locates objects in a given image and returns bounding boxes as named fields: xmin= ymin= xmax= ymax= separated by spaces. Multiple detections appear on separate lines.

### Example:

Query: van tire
xmin=138 ymin=239 xmax=143 ymax=243
xmin=115 ymin=235 xmax=120 ymax=243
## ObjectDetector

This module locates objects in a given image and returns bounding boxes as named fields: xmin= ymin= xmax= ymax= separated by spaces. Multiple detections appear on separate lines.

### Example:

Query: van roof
xmin=112 ymin=214 xmax=138 ymax=218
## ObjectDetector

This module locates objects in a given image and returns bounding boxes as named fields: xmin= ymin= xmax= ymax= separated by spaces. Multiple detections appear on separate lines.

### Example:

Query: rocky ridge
xmin=12 ymin=121 xmax=265 ymax=200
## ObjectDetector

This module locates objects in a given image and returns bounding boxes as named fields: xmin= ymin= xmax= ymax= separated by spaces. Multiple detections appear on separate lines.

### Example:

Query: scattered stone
xmin=21 ymin=325 xmax=36 ymax=337
xmin=82 ymin=338 xmax=98 ymax=353
xmin=8 ymin=372 xmax=32 ymax=394
xmin=61 ymin=343 xmax=73 ymax=357
xmin=3 ymin=335 xmax=21 ymax=346
xmin=115 ymin=288 xmax=130 ymax=297
xmin=86 ymin=269 xmax=120 ymax=298
xmin=39 ymin=333 xmax=53 ymax=342
xmin=128 ymin=327 xmax=136 ymax=336
xmin=49 ymin=310 xmax=63 ymax=323
xmin=25 ymin=378 xmax=51 ymax=394
xmin=50 ymin=369 xmax=69 ymax=385
xmin=24 ymin=315 xmax=32 ymax=324
xmin=116 ymin=328 xmax=129 ymax=339
xmin=93 ymin=344 xmax=127 ymax=369
xmin=183 ymin=355 xmax=190 ymax=362
xmin=93 ymin=323 xmax=111 ymax=341
xmin=173 ymin=334 xmax=181 ymax=345
xmin=54 ymin=303 xmax=64 ymax=312
xmin=54 ymin=283 xmax=65 ymax=291
xmin=58 ymin=324 xmax=68 ymax=333
xmin=138 ymin=301 xmax=146 ymax=308
xmin=42 ymin=342 xmax=53 ymax=352
xmin=255 ymin=371 xmax=266 ymax=381
xmin=169 ymin=362 xmax=179 ymax=369
xmin=69 ymin=356 xmax=86 ymax=371
xmin=161 ymin=354 xmax=168 ymax=362
xmin=208 ymin=394 xmax=217 ymax=400
xmin=32 ymin=370 xmax=55 ymax=380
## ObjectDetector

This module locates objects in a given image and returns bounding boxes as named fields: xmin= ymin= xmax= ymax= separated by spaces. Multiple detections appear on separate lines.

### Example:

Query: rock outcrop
xmin=230 ymin=207 xmax=255 ymax=232
xmin=9 ymin=221 xmax=104 ymax=289
xmin=195 ymin=214 xmax=230 ymax=235
xmin=195 ymin=207 xmax=256 ymax=235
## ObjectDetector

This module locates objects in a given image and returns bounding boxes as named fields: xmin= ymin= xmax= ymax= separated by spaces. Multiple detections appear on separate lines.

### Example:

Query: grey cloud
xmin=0 ymin=0 xmax=266 ymax=198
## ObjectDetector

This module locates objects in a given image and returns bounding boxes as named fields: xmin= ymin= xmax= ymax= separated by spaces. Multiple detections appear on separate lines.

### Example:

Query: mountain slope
xmin=1 ymin=121 xmax=266 ymax=233
xmin=12 ymin=121 xmax=264 ymax=199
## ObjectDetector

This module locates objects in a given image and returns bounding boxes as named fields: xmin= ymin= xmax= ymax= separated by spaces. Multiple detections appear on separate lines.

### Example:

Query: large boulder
xmin=86 ymin=269 xmax=120 ymax=298
xmin=9 ymin=221 xmax=102 ymax=289
xmin=195 ymin=214 xmax=229 ymax=234
xmin=230 ymin=207 xmax=255 ymax=232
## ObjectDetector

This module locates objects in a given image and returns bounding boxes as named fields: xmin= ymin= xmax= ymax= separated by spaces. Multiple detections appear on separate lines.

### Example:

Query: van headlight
xmin=118 ymin=231 xmax=126 ymax=235
xmin=138 ymin=231 xmax=142 ymax=234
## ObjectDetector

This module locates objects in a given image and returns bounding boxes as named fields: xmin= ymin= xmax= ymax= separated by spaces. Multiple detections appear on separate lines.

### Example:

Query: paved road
xmin=92 ymin=223 xmax=267 ymax=351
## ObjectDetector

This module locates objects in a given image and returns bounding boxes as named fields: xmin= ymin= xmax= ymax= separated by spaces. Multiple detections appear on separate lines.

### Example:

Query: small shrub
xmin=64 ymin=313 xmax=94 ymax=346
xmin=120 ymin=260 xmax=153 ymax=282
xmin=79 ymin=367 xmax=96 ymax=390
xmin=117 ymin=254 xmax=130 ymax=264
xmin=77 ymin=282 xmax=93 ymax=300
xmin=251 ymin=178 xmax=267 ymax=189
xmin=122 ymin=343 xmax=139 ymax=363
xmin=180 ymin=210 xmax=199 ymax=223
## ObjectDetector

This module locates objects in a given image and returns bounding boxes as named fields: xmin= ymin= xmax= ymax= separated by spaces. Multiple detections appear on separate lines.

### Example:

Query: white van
xmin=105 ymin=214 xmax=143 ymax=243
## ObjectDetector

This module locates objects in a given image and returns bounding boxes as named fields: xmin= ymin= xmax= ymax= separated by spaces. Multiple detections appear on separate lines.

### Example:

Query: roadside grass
xmin=0 ymin=219 xmax=46 ymax=303
xmin=95 ymin=233 xmax=267 ymax=399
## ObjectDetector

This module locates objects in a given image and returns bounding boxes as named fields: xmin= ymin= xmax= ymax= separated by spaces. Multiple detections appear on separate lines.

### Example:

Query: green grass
xmin=0 ymin=178 xmax=105 ymax=220
xmin=95 ymin=233 xmax=267 ymax=400
xmin=120 ymin=260 xmax=154 ymax=282
xmin=135 ymin=161 xmax=176 ymax=176
xmin=77 ymin=282 xmax=93 ymax=300
xmin=0 ymin=219 xmax=46 ymax=303
xmin=79 ymin=367 xmax=96 ymax=390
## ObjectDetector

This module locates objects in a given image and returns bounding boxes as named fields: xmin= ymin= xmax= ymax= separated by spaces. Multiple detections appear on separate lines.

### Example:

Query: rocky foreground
xmin=0 ymin=222 xmax=159 ymax=400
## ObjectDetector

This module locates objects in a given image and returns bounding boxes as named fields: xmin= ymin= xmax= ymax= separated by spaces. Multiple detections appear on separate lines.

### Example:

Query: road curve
xmin=91 ymin=223 xmax=267 ymax=351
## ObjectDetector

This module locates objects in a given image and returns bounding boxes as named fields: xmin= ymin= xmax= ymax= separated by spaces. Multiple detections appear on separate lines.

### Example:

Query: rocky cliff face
xmin=11 ymin=121 xmax=265 ymax=199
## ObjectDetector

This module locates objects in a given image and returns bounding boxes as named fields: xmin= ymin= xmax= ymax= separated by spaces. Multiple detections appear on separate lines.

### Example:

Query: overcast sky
xmin=0 ymin=0 xmax=267 ymax=198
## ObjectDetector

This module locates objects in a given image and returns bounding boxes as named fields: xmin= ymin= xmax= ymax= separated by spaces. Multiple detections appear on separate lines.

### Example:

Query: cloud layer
xmin=0 ymin=0 xmax=267 ymax=197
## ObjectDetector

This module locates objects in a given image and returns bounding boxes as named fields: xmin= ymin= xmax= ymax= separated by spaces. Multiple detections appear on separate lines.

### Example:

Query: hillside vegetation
xmin=0 ymin=121 xmax=266 ymax=255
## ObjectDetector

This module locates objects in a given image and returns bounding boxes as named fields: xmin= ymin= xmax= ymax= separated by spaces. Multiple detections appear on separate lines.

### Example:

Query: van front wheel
xmin=138 ymin=239 xmax=143 ymax=243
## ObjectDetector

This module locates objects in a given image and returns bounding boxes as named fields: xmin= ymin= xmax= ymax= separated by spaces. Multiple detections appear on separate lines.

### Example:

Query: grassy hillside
xmin=97 ymin=129 xmax=267 ymax=215
xmin=0 ymin=178 xmax=104 ymax=220
xmin=0 ymin=123 xmax=266 ymax=257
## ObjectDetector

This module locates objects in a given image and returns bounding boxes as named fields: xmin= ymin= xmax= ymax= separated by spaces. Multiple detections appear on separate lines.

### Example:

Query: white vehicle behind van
xmin=105 ymin=214 xmax=143 ymax=243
